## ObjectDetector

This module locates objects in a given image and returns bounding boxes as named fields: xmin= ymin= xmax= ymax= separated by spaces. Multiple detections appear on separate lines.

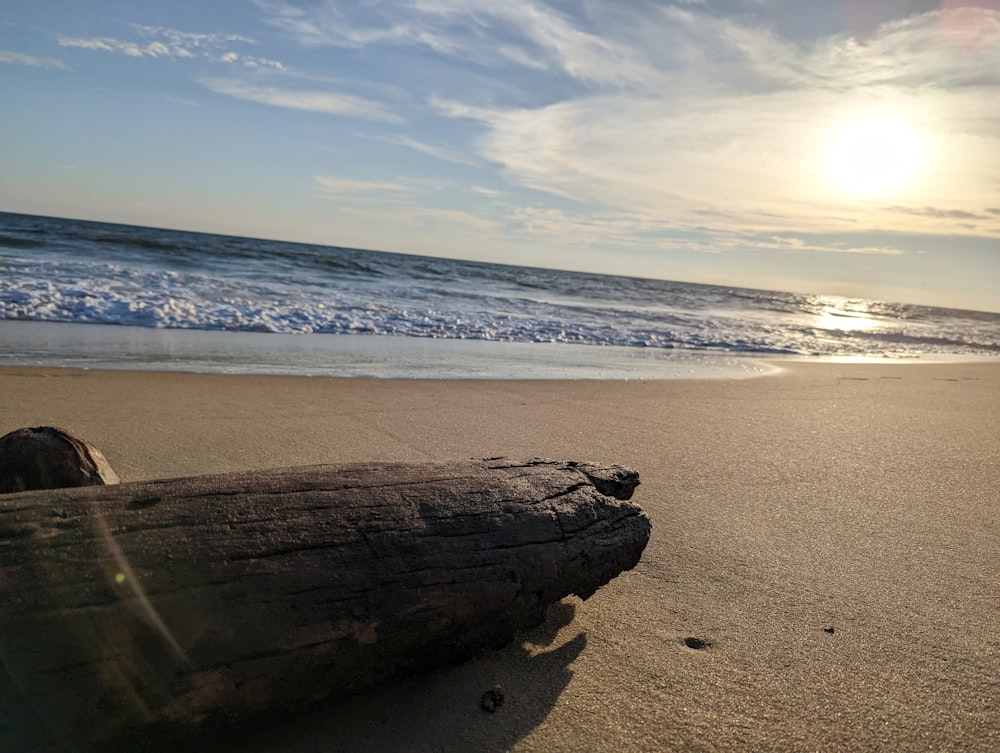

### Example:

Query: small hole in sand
xmin=683 ymin=636 xmax=710 ymax=650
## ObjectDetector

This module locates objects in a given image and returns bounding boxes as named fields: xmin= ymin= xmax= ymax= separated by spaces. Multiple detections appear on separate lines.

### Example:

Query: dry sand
xmin=1 ymin=361 xmax=997 ymax=752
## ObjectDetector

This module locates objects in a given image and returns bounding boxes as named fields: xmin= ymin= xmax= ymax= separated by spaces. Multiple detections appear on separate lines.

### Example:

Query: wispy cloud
xmin=215 ymin=50 xmax=283 ymax=68
xmin=200 ymin=79 xmax=401 ymax=121
xmin=229 ymin=54 xmax=285 ymax=69
xmin=0 ymin=49 xmax=70 ymax=70
xmin=500 ymin=204 xmax=909 ymax=256
xmin=257 ymin=0 xmax=655 ymax=86
xmin=58 ymin=25 xmax=284 ymax=68
xmin=762 ymin=235 xmax=905 ymax=255
xmin=58 ymin=21 xmax=406 ymax=124
xmin=314 ymin=175 xmax=409 ymax=194
xmin=508 ymin=205 xmax=673 ymax=248
xmin=887 ymin=205 xmax=989 ymax=221
xmin=386 ymin=135 xmax=479 ymax=166
xmin=131 ymin=25 xmax=255 ymax=49
xmin=59 ymin=35 xmax=191 ymax=59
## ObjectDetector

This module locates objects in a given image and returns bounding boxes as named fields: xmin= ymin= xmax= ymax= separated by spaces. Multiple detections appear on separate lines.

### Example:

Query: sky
xmin=1 ymin=0 xmax=999 ymax=312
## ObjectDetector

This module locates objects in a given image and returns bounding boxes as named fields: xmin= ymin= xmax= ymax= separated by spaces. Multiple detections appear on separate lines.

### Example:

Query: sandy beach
xmin=1 ymin=361 xmax=997 ymax=752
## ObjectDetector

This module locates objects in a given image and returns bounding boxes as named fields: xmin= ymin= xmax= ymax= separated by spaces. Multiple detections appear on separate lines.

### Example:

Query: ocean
xmin=1 ymin=211 xmax=997 ymax=378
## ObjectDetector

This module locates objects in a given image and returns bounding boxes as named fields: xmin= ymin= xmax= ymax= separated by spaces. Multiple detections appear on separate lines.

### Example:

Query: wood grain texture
xmin=0 ymin=457 xmax=649 ymax=752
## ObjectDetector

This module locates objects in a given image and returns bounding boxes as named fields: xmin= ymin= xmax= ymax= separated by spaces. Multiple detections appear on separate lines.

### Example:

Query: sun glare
xmin=810 ymin=296 xmax=882 ymax=333
xmin=816 ymin=309 xmax=878 ymax=332
xmin=825 ymin=107 xmax=929 ymax=200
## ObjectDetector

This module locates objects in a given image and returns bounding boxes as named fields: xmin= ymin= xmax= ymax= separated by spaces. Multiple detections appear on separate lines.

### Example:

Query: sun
xmin=824 ymin=107 xmax=928 ymax=200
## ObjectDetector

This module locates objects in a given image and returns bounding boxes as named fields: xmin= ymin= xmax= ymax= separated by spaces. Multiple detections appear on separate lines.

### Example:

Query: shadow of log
xmin=1 ymin=585 xmax=589 ymax=753
xmin=149 ymin=601 xmax=587 ymax=753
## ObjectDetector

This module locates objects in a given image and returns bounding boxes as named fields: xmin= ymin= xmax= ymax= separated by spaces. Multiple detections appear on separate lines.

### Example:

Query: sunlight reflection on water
xmin=811 ymin=297 xmax=883 ymax=333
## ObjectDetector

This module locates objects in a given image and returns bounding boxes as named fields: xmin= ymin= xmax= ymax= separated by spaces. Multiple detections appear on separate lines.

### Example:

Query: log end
xmin=0 ymin=426 xmax=121 ymax=494
xmin=568 ymin=461 xmax=640 ymax=501
xmin=484 ymin=457 xmax=650 ymax=602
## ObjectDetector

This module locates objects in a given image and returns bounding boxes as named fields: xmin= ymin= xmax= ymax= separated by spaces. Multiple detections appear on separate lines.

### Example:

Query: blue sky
xmin=2 ymin=0 xmax=998 ymax=312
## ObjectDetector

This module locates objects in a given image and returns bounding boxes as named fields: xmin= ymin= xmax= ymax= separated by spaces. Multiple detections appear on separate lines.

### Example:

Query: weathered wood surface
xmin=0 ymin=426 xmax=120 ymax=494
xmin=0 ymin=457 xmax=649 ymax=752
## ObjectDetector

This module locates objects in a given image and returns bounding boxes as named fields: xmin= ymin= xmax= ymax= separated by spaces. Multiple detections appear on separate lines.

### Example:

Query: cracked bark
xmin=0 ymin=457 xmax=649 ymax=752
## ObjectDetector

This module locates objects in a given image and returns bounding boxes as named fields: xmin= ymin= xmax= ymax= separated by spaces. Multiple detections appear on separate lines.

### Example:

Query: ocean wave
xmin=833 ymin=327 xmax=1000 ymax=353
xmin=0 ymin=233 xmax=47 ymax=249
xmin=1 ymin=212 xmax=998 ymax=360
xmin=4 ymin=265 xmax=994 ymax=358
xmin=90 ymin=233 xmax=183 ymax=253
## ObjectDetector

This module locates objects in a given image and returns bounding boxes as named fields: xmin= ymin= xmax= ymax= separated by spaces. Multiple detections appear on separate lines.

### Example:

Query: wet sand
xmin=1 ymin=361 xmax=997 ymax=752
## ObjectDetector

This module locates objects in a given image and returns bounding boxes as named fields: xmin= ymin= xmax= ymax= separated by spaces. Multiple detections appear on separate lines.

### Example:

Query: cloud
xmin=763 ymin=236 xmax=905 ymax=255
xmin=499 ymin=204 xmax=909 ymax=256
xmin=508 ymin=205 xmax=680 ymax=248
xmin=200 ymin=79 xmax=401 ymax=121
xmin=58 ymin=25 xmax=284 ymax=67
xmin=886 ymin=205 xmax=988 ymax=220
xmin=807 ymin=8 xmax=1000 ymax=89
xmin=0 ymin=50 xmax=70 ymax=70
xmin=241 ymin=55 xmax=285 ymax=69
xmin=59 ymin=36 xmax=183 ymax=58
xmin=220 ymin=50 xmax=284 ymax=68
xmin=387 ymin=135 xmax=480 ymax=166
xmin=130 ymin=25 xmax=255 ymax=49
xmin=314 ymin=175 xmax=409 ymax=194
xmin=255 ymin=2 xmax=1000 ymax=249
xmin=435 ymin=6 xmax=1000 ymax=242
xmin=257 ymin=0 xmax=655 ymax=85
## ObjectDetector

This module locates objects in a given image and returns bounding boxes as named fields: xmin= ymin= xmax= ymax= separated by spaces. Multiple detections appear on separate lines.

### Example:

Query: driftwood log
xmin=0 ymin=457 xmax=649 ymax=752
xmin=0 ymin=426 xmax=120 ymax=494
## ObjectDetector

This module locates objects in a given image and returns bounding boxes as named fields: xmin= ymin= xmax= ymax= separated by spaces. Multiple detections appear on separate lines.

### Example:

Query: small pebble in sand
xmin=481 ymin=687 xmax=505 ymax=713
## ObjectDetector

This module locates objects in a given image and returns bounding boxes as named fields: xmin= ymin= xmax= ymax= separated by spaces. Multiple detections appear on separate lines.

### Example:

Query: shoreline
xmin=3 ymin=320 xmax=997 ymax=381
xmin=2 ymin=361 xmax=998 ymax=752
xmin=0 ymin=321 xmax=778 ymax=380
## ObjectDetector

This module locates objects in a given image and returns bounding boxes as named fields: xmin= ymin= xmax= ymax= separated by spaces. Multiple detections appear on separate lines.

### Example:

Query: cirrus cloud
xmin=201 ymin=78 xmax=401 ymax=122
xmin=0 ymin=49 xmax=70 ymax=70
